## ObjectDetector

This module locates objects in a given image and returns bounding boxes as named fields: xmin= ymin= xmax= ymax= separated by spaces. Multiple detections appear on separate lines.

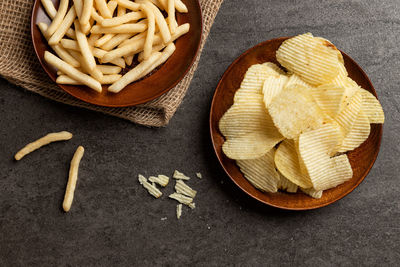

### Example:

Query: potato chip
xmin=148 ymin=174 xmax=169 ymax=187
xmin=277 ymin=173 xmax=298 ymax=193
xmin=262 ymin=75 xmax=288 ymax=107
xmin=338 ymin=111 xmax=370 ymax=152
xmin=175 ymin=180 xmax=197 ymax=198
xmin=299 ymin=124 xmax=353 ymax=191
xmin=311 ymin=84 xmax=345 ymax=117
xmin=274 ymin=139 xmax=313 ymax=188
xmin=335 ymin=91 xmax=363 ymax=135
xmin=219 ymin=94 xmax=283 ymax=159
xmin=233 ymin=63 xmax=284 ymax=102
xmin=301 ymin=187 xmax=323 ymax=199
xmin=236 ymin=150 xmax=280 ymax=193
xmin=358 ymin=88 xmax=385 ymax=123
xmin=276 ymin=33 xmax=342 ymax=86
xmin=285 ymin=73 xmax=312 ymax=89
xmin=173 ymin=170 xmax=190 ymax=180
xmin=268 ymin=84 xmax=330 ymax=139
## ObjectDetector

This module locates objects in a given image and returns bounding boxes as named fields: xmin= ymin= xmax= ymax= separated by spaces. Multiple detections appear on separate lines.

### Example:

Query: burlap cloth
xmin=0 ymin=0 xmax=223 ymax=127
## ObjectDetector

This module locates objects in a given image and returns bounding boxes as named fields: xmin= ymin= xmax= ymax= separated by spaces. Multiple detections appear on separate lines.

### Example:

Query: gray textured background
xmin=1 ymin=0 xmax=399 ymax=266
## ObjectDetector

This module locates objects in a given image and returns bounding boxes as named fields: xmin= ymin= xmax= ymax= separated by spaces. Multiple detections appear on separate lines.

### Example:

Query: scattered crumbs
xmin=176 ymin=204 xmax=182 ymax=219
xmin=161 ymin=217 xmax=167 ymax=221
xmin=149 ymin=175 xmax=170 ymax=187
xmin=220 ymin=180 xmax=224 ymax=184
xmin=173 ymin=170 xmax=190 ymax=180
xmin=175 ymin=180 xmax=197 ymax=198
xmin=138 ymin=174 xmax=162 ymax=198
xmin=169 ymin=192 xmax=194 ymax=207
xmin=196 ymin=172 xmax=202 ymax=179
xmin=207 ymin=226 xmax=211 ymax=230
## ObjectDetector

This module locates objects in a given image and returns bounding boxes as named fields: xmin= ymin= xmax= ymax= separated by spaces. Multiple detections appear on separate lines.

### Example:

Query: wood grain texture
xmin=31 ymin=0 xmax=202 ymax=107
xmin=209 ymin=37 xmax=383 ymax=210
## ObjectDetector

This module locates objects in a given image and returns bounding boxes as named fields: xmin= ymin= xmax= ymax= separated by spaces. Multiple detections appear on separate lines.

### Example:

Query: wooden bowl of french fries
xmin=210 ymin=35 xmax=384 ymax=210
xmin=31 ymin=0 xmax=202 ymax=107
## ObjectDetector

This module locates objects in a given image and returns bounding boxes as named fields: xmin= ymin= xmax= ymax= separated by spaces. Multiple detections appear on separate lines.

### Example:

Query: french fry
xmin=117 ymin=6 xmax=126 ymax=16
xmin=146 ymin=2 xmax=171 ymax=43
xmin=108 ymin=52 xmax=162 ymax=93
xmin=92 ymin=48 xmax=126 ymax=67
xmin=141 ymin=3 xmax=155 ymax=60
xmin=150 ymin=0 xmax=165 ymax=10
xmin=155 ymin=0 xmax=167 ymax=9
xmin=118 ymin=30 xmax=148 ymax=47
xmin=45 ymin=51 xmax=102 ymax=92
xmin=48 ymin=6 xmax=77 ymax=45
xmin=57 ymin=75 xmax=82 ymax=85
xmin=63 ymin=146 xmax=84 ymax=212
xmin=99 ymin=74 xmax=122 ymax=84
xmin=80 ymin=0 xmax=93 ymax=25
xmin=46 ymin=0 xmax=69 ymax=37
xmin=101 ymin=11 xmax=145 ymax=27
xmin=167 ymin=0 xmax=177 ymax=34
xmin=41 ymin=0 xmax=57 ymax=18
xmin=97 ymin=65 xmax=121 ymax=74
xmin=101 ymin=33 xmax=134 ymax=50
xmin=73 ymin=0 xmax=83 ymax=20
xmin=87 ymin=33 xmax=101 ymax=46
xmin=80 ymin=22 xmax=91 ymax=35
xmin=60 ymin=38 xmax=79 ymax=51
xmin=95 ymin=0 xmax=112 ymax=18
xmin=90 ymin=23 xmax=147 ymax=34
xmin=102 ymin=34 xmax=158 ymax=62
xmin=116 ymin=0 xmax=140 ymax=11
xmin=95 ymin=34 xmax=116 ymax=47
xmin=14 ymin=131 xmax=73 ymax=161
xmin=107 ymin=0 xmax=118 ymax=15
xmin=137 ymin=43 xmax=175 ymax=79
xmin=40 ymin=0 xmax=76 ymax=39
xmin=124 ymin=55 xmax=133 ymax=65
xmin=138 ymin=43 xmax=165 ymax=62
xmin=74 ymin=20 xmax=97 ymax=71
xmin=68 ymin=50 xmax=103 ymax=80
xmin=175 ymin=0 xmax=188 ymax=13
xmin=38 ymin=23 xmax=80 ymax=68
xmin=91 ymin=7 xmax=104 ymax=24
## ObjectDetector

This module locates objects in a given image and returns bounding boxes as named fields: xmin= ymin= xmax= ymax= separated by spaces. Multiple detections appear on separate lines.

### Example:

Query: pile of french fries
xmin=38 ymin=0 xmax=190 ymax=93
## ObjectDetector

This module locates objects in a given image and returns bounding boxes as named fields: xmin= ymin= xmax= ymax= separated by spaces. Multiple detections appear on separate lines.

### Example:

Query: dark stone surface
xmin=1 ymin=0 xmax=399 ymax=265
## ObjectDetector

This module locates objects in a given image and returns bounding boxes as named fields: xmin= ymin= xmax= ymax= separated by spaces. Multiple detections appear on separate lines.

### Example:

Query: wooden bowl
xmin=31 ymin=0 xmax=202 ymax=107
xmin=210 ymin=37 xmax=383 ymax=210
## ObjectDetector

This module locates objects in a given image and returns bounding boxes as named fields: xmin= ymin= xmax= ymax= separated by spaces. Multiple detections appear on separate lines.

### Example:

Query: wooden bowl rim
xmin=209 ymin=36 xmax=383 ymax=210
xmin=30 ymin=0 xmax=203 ymax=107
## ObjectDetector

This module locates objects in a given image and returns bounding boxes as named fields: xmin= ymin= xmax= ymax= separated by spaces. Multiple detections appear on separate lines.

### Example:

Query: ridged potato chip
xmin=262 ymin=75 xmax=288 ymax=107
xmin=299 ymin=124 xmax=353 ymax=191
xmin=274 ymin=139 xmax=313 ymax=188
xmin=335 ymin=91 xmax=363 ymax=135
xmin=236 ymin=150 xmax=280 ymax=193
xmin=338 ymin=111 xmax=370 ymax=152
xmin=219 ymin=94 xmax=283 ymax=159
xmin=311 ymin=84 xmax=345 ymax=117
xmin=301 ymin=187 xmax=323 ymax=199
xmin=277 ymin=173 xmax=298 ymax=193
xmin=268 ymin=84 xmax=330 ymax=139
xmin=223 ymin=132 xmax=283 ymax=160
xmin=358 ymin=88 xmax=385 ymax=123
xmin=285 ymin=73 xmax=312 ymax=89
xmin=276 ymin=33 xmax=342 ymax=86
xmin=234 ymin=63 xmax=284 ymax=102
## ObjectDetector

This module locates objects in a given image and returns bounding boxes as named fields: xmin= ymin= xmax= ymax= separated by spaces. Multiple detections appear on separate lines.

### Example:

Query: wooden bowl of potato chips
xmin=210 ymin=35 xmax=383 ymax=210
xmin=31 ymin=0 xmax=202 ymax=107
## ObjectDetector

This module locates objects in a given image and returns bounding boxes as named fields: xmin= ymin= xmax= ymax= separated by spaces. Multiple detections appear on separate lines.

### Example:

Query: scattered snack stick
xmin=138 ymin=174 xmax=162 ymax=198
xmin=176 ymin=204 xmax=182 ymax=219
xmin=14 ymin=131 xmax=73 ymax=160
xmin=169 ymin=192 xmax=194 ymax=209
xmin=63 ymin=146 xmax=85 ymax=212
xmin=173 ymin=170 xmax=190 ymax=180
xmin=148 ymin=174 xmax=169 ymax=187
xmin=196 ymin=172 xmax=202 ymax=179
xmin=175 ymin=180 xmax=197 ymax=198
